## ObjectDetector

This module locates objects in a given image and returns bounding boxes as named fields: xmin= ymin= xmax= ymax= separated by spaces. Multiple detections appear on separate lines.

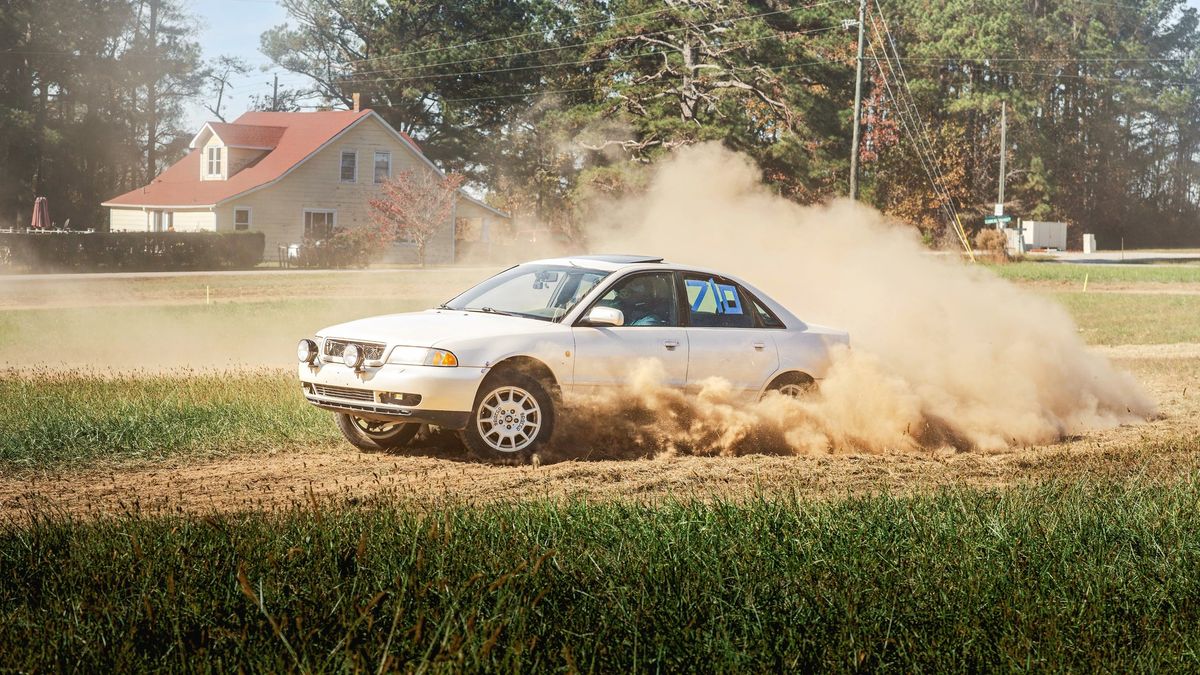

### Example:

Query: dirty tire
xmin=335 ymin=414 xmax=420 ymax=452
xmin=460 ymin=370 xmax=555 ymax=465
xmin=766 ymin=372 xmax=817 ymax=399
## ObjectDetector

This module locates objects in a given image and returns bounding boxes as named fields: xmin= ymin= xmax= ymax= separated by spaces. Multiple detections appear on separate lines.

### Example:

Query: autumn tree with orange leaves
xmin=369 ymin=170 xmax=465 ymax=266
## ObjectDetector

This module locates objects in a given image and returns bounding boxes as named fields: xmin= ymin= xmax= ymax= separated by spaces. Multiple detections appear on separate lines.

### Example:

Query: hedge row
xmin=0 ymin=231 xmax=265 ymax=272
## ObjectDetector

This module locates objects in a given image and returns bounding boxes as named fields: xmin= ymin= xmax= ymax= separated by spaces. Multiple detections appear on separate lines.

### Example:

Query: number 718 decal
xmin=685 ymin=278 xmax=743 ymax=315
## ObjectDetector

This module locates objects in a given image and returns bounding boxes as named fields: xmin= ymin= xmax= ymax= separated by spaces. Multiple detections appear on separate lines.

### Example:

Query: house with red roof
xmin=103 ymin=106 xmax=509 ymax=264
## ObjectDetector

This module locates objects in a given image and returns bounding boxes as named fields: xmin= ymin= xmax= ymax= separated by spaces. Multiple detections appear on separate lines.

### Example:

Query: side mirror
xmin=584 ymin=306 xmax=624 ymax=327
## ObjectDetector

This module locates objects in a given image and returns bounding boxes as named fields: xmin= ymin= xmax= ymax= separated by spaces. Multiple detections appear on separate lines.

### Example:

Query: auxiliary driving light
xmin=297 ymin=338 xmax=318 ymax=364
xmin=342 ymin=343 xmax=365 ymax=370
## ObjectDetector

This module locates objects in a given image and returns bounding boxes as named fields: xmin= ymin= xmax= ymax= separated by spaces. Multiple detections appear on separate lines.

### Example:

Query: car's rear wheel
xmin=460 ymin=371 xmax=555 ymax=464
xmin=335 ymin=413 xmax=420 ymax=452
xmin=766 ymin=372 xmax=816 ymax=399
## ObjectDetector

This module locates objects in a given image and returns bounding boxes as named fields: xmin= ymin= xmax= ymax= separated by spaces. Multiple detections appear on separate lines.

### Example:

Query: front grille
xmin=323 ymin=339 xmax=386 ymax=362
xmin=310 ymin=384 xmax=375 ymax=402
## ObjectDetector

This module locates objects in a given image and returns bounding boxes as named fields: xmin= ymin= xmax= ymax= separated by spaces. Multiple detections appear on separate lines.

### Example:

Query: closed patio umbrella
xmin=29 ymin=197 xmax=49 ymax=230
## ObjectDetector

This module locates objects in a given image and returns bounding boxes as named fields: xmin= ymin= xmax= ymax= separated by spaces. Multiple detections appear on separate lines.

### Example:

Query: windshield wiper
xmin=464 ymin=306 xmax=519 ymax=317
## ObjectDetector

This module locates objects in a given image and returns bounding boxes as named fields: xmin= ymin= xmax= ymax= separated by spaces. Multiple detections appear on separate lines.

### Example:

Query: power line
xmin=436 ymin=56 xmax=851 ymax=103
xmin=867 ymin=5 xmax=973 ymax=256
xmin=338 ymin=6 xmax=680 ymax=69
xmin=885 ymin=61 xmax=1200 ymax=87
xmin=871 ymin=56 xmax=1191 ymax=63
xmin=331 ymin=25 xmax=847 ymax=88
xmin=339 ymin=1 xmax=849 ymax=80
xmin=338 ymin=0 xmax=846 ymax=71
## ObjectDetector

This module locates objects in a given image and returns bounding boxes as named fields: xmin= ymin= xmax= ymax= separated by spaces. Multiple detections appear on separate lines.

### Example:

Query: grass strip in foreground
xmin=0 ymin=370 xmax=336 ymax=470
xmin=3 ymin=479 xmax=1200 ymax=671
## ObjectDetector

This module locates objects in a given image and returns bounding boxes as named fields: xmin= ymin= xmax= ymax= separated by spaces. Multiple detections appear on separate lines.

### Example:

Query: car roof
xmin=525 ymin=254 xmax=663 ymax=271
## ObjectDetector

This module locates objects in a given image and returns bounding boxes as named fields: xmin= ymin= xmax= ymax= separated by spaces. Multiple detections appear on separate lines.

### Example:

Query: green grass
xmin=1052 ymin=291 xmax=1200 ymax=345
xmin=4 ymin=480 xmax=1200 ymax=671
xmin=989 ymin=260 xmax=1200 ymax=284
xmin=0 ymin=370 xmax=337 ymax=470
xmin=0 ymin=298 xmax=429 ymax=368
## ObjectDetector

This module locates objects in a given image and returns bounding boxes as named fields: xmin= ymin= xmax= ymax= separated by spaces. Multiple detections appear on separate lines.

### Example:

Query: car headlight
xmin=387 ymin=346 xmax=458 ymax=367
xmin=342 ymin=343 xmax=364 ymax=369
xmin=426 ymin=349 xmax=458 ymax=367
xmin=297 ymin=338 xmax=318 ymax=364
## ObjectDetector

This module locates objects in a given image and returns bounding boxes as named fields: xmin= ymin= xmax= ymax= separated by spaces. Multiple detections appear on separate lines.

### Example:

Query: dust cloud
xmin=569 ymin=143 xmax=1154 ymax=454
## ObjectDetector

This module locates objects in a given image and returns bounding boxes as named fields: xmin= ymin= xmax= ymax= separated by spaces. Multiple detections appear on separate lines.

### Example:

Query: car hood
xmin=317 ymin=309 xmax=554 ymax=348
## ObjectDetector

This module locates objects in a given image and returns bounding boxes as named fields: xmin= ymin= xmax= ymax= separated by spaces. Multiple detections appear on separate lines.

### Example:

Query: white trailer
xmin=1021 ymin=221 xmax=1068 ymax=250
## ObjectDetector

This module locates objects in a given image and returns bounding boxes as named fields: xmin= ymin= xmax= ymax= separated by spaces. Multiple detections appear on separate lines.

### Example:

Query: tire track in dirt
xmin=3 ymin=356 xmax=1196 ymax=520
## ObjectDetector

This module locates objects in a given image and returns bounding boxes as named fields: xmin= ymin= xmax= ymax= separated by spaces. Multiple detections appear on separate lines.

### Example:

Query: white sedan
xmin=297 ymin=255 xmax=848 ymax=461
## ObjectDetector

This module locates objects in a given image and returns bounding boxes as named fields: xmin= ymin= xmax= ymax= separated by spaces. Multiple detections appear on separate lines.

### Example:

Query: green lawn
xmin=0 ymin=298 xmax=432 ymax=368
xmin=0 ymin=370 xmax=337 ymax=470
xmin=5 ymin=480 xmax=1200 ymax=671
xmin=1051 ymin=291 xmax=1200 ymax=345
xmin=988 ymin=260 xmax=1200 ymax=285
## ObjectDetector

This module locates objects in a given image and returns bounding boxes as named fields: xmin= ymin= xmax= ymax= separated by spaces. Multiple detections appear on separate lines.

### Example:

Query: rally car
xmin=297 ymin=255 xmax=849 ymax=461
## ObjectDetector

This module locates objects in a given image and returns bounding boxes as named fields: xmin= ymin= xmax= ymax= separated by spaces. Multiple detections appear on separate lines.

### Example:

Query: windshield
xmin=442 ymin=264 xmax=610 ymax=322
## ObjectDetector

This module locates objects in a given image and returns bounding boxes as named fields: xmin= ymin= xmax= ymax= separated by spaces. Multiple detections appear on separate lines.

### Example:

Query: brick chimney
xmin=352 ymin=92 xmax=362 ymax=112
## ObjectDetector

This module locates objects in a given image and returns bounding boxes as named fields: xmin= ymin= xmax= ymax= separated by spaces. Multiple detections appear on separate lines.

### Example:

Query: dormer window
xmin=206 ymin=146 xmax=223 ymax=178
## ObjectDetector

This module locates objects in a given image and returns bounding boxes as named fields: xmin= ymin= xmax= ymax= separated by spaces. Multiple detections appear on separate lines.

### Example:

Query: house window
xmin=340 ymin=150 xmax=357 ymax=182
xmin=206 ymin=147 xmax=223 ymax=177
xmin=304 ymin=209 xmax=336 ymax=240
xmin=374 ymin=151 xmax=391 ymax=183
xmin=234 ymin=208 xmax=251 ymax=231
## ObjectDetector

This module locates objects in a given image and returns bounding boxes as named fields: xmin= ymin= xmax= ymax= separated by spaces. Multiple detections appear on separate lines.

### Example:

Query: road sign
xmin=984 ymin=215 xmax=1013 ymax=224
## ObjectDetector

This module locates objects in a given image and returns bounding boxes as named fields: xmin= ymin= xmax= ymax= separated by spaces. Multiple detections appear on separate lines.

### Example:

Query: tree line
xmin=3 ymin=0 xmax=1199 ymax=246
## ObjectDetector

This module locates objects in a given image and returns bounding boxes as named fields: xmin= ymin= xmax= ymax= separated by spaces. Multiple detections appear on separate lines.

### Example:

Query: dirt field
xmin=2 ymin=352 xmax=1196 ymax=519
xmin=2 ymin=267 xmax=1198 ymax=519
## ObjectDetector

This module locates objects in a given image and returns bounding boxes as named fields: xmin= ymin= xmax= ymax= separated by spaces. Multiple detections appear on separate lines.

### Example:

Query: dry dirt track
xmin=2 ymin=353 xmax=1197 ymax=520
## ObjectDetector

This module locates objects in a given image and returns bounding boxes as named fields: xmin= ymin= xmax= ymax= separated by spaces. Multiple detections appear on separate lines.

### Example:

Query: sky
xmin=182 ymin=0 xmax=296 ymax=128
xmin=185 ymin=0 xmax=1200 ymax=131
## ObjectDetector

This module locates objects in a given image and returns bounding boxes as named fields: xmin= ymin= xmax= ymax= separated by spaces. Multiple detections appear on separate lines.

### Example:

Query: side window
xmin=683 ymin=275 xmax=754 ymax=328
xmin=594 ymin=272 xmax=678 ymax=327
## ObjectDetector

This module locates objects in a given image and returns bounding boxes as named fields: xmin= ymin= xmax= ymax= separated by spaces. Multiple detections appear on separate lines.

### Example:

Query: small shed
xmin=1021 ymin=221 xmax=1068 ymax=250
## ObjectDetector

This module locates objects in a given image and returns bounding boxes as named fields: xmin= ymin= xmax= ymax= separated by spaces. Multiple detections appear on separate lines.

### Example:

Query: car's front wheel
xmin=460 ymin=371 xmax=555 ymax=464
xmin=335 ymin=414 xmax=420 ymax=452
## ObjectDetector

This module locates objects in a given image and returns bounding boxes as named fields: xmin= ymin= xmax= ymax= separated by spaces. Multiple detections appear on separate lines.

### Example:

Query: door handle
xmin=752 ymin=342 xmax=766 ymax=351
xmin=664 ymin=339 xmax=680 ymax=351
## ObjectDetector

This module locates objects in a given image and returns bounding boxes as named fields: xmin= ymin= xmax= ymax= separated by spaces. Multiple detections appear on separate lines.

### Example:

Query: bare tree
xmin=203 ymin=56 xmax=250 ymax=122
xmin=369 ymin=169 xmax=465 ymax=266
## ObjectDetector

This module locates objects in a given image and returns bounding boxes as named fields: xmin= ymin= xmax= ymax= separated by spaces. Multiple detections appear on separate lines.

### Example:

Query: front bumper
xmin=298 ymin=361 xmax=485 ymax=430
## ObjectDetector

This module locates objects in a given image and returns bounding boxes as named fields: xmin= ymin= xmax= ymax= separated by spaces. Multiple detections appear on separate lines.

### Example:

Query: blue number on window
xmin=716 ymin=282 xmax=743 ymax=315
xmin=686 ymin=279 xmax=709 ymax=311
xmin=687 ymin=278 xmax=743 ymax=315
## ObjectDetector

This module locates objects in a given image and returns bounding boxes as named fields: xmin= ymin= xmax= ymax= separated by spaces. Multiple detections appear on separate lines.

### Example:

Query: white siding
xmin=228 ymin=147 xmax=266 ymax=177
xmin=172 ymin=210 xmax=216 ymax=232
xmin=107 ymin=208 xmax=215 ymax=233
xmin=109 ymin=208 xmax=148 ymax=232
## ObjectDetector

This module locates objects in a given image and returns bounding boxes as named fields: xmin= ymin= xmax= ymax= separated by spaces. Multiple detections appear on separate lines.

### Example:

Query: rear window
xmin=751 ymin=297 xmax=786 ymax=329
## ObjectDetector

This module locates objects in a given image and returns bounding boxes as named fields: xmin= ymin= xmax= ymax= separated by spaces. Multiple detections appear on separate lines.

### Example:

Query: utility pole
xmin=272 ymin=73 xmax=279 ymax=112
xmin=145 ymin=0 xmax=160 ymax=182
xmin=849 ymin=0 xmax=868 ymax=200
xmin=997 ymin=100 xmax=1007 ymax=215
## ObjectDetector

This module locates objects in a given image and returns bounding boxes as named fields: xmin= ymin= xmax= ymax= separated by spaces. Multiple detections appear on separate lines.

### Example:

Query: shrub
xmin=295 ymin=226 xmax=384 ymax=268
xmin=975 ymin=227 xmax=1009 ymax=261
xmin=0 ymin=231 xmax=265 ymax=273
